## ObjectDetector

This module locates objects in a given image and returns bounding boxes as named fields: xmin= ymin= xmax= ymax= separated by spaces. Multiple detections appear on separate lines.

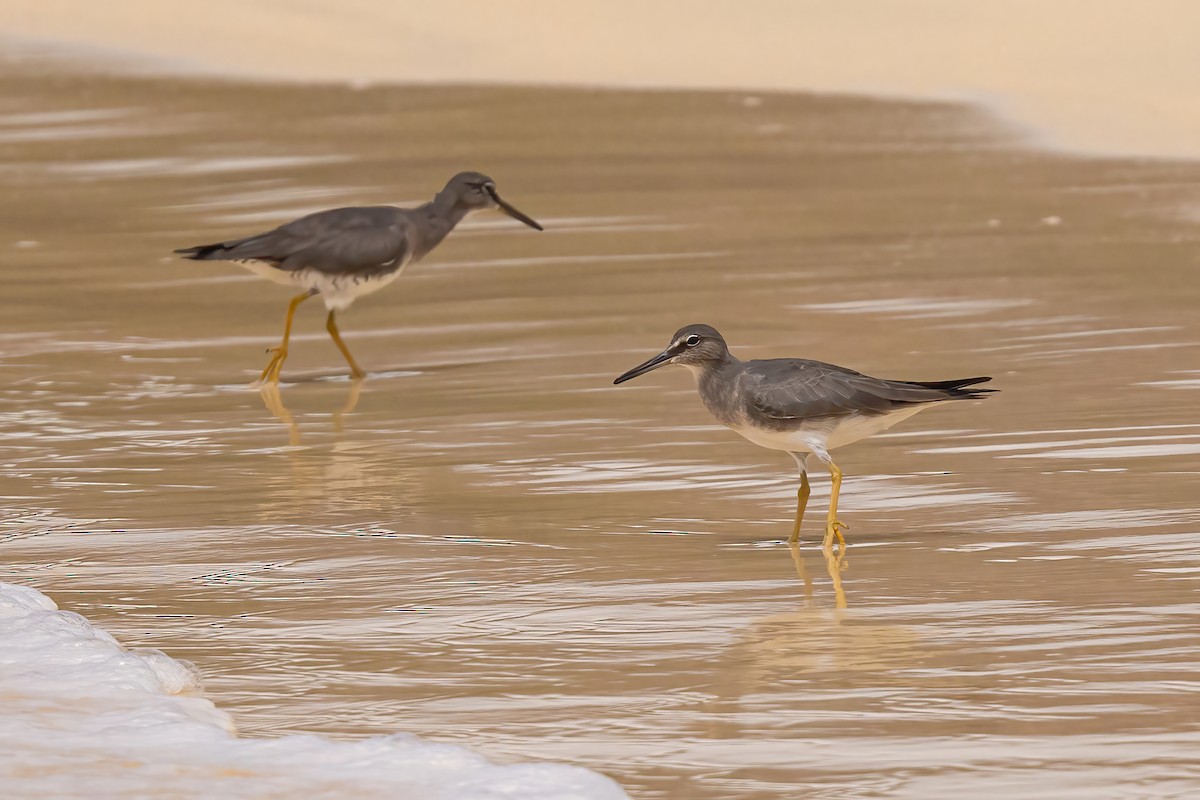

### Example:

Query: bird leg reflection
xmin=787 ymin=540 xmax=845 ymax=608
xmin=332 ymin=377 xmax=365 ymax=433
xmin=257 ymin=382 xmax=301 ymax=446
xmin=822 ymin=538 xmax=848 ymax=609
xmin=258 ymin=379 xmax=365 ymax=444
xmin=787 ymin=541 xmax=815 ymax=602
xmin=259 ymin=290 xmax=315 ymax=384
xmin=326 ymin=310 xmax=366 ymax=380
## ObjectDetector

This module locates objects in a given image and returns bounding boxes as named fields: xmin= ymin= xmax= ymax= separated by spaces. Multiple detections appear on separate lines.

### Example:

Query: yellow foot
xmin=823 ymin=517 xmax=848 ymax=553
xmin=257 ymin=347 xmax=287 ymax=384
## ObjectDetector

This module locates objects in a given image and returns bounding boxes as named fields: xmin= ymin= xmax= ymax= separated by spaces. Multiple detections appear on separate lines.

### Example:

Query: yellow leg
xmin=259 ymin=291 xmax=313 ymax=384
xmin=326 ymin=310 xmax=366 ymax=380
xmin=823 ymin=461 xmax=849 ymax=553
xmin=788 ymin=471 xmax=811 ymax=544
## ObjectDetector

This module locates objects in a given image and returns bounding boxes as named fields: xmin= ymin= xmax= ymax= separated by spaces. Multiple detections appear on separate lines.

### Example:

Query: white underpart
xmin=731 ymin=404 xmax=933 ymax=457
xmin=239 ymin=258 xmax=411 ymax=311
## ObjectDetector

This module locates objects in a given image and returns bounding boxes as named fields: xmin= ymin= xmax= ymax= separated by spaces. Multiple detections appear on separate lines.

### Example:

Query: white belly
xmin=238 ymin=260 xmax=408 ymax=311
xmin=730 ymin=405 xmax=932 ymax=454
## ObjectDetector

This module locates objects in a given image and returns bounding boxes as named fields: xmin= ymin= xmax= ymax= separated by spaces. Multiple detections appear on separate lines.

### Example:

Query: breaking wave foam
xmin=0 ymin=581 xmax=627 ymax=800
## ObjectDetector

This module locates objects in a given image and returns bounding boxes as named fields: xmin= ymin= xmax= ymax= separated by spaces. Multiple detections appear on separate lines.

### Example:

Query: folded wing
xmin=742 ymin=359 xmax=994 ymax=421
xmin=174 ymin=206 xmax=412 ymax=277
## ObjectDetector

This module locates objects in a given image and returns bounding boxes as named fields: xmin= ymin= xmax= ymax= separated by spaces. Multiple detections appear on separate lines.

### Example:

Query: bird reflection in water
xmin=256 ymin=378 xmax=365 ymax=445
xmin=251 ymin=378 xmax=417 ymax=519
xmin=789 ymin=540 xmax=848 ymax=610
xmin=702 ymin=544 xmax=919 ymax=750
xmin=701 ymin=540 xmax=864 ymax=738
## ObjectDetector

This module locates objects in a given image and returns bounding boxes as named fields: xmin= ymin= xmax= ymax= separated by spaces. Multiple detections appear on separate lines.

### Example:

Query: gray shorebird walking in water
xmin=614 ymin=324 xmax=995 ymax=549
xmin=175 ymin=172 xmax=542 ymax=383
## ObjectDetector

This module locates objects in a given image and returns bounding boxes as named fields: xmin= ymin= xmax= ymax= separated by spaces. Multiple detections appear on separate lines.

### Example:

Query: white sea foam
xmin=0 ymin=581 xmax=628 ymax=800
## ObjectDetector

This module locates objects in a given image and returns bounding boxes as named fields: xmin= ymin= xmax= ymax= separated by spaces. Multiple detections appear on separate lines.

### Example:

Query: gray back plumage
xmin=730 ymin=358 xmax=993 ymax=429
xmin=175 ymin=206 xmax=421 ymax=278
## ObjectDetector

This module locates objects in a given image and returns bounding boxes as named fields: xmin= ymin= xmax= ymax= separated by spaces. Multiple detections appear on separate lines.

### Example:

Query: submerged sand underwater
xmin=1 ymin=50 xmax=1199 ymax=799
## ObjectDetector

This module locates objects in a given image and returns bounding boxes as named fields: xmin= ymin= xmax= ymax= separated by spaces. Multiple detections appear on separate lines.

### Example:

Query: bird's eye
xmin=685 ymin=334 xmax=701 ymax=347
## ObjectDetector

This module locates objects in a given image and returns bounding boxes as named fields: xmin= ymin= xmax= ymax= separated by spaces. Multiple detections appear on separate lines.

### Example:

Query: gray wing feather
xmin=741 ymin=359 xmax=978 ymax=421
xmin=185 ymin=206 xmax=412 ymax=276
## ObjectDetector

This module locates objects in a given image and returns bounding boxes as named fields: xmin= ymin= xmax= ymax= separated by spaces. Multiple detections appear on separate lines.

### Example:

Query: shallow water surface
xmin=2 ymin=62 xmax=1200 ymax=798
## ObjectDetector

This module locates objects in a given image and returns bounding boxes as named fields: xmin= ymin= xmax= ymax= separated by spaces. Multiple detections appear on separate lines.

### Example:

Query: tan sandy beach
xmin=4 ymin=0 xmax=1200 ymax=157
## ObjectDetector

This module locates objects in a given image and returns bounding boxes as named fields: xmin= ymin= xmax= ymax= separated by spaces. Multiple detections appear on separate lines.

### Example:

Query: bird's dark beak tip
xmin=613 ymin=349 xmax=673 ymax=386
xmin=493 ymin=192 xmax=542 ymax=231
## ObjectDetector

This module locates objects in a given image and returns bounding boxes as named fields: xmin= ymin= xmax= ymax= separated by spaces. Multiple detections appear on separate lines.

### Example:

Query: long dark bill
xmin=488 ymin=188 xmax=543 ymax=231
xmin=613 ymin=348 xmax=675 ymax=385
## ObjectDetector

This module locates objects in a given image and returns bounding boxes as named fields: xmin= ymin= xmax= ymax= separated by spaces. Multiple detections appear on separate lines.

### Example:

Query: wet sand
xmin=2 ymin=56 xmax=1200 ymax=798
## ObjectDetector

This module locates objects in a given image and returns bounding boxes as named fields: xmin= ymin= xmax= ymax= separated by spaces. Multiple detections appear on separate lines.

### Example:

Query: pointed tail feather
xmin=912 ymin=376 xmax=993 ymax=390
xmin=174 ymin=230 xmax=273 ymax=261
xmin=905 ymin=376 xmax=996 ymax=399
xmin=174 ymin=242 xmax=234 ymax=260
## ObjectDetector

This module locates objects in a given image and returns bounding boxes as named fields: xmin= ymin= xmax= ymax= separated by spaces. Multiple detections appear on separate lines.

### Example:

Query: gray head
xmin=613 ymin=324 xmax=731 ymax=384
xmin=440 ymin=171 xmax=543 ymax=230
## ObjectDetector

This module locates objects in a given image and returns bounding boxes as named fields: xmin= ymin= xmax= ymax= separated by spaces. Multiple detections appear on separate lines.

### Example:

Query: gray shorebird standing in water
xmin=614 ymin=324 xmax=995 ymax=549
xmin=175 ymin=172 xmax=542 ymax=383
